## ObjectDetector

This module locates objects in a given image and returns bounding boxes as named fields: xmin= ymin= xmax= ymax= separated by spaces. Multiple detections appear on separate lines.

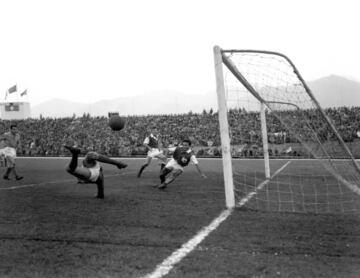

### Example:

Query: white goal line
xmin=141 ymin=160 xmax=292 ymax=278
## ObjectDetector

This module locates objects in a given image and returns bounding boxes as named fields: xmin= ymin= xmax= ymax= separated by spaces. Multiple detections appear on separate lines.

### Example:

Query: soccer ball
xmin=109 ymin=115 xmax=125 ymax=131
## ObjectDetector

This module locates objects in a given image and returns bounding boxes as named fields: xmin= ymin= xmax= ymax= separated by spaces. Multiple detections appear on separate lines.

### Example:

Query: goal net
xmin=213 ymin=46 xmax=360 ymax=213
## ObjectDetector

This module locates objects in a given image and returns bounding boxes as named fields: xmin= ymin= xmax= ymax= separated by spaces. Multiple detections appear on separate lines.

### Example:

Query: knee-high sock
xmin=138 ymin=164 xmax=147 ymax=177
xmin=160 ymin=168 xmax=171 ymax=184
xmin=97 ymin=154 xmax=125 ymax=168
xmin=164 ymin=175 xmax=176 ymax=186
xmin=68 ymin=152 xmax=79 ymax=172
xmin=12 ymin=167 xmax=19 ymax=178
xmin=4 ymin=167 xmax=12 ymax=177
xmin=96 ymin=178 xmax=104 ymax=198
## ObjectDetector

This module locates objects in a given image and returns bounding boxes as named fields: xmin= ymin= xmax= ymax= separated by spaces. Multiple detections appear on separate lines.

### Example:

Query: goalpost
xmin=213 ymin=45 xmax=360 ymax=213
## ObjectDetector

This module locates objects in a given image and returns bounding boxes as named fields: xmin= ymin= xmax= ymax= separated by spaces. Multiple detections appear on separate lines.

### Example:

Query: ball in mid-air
xmin=109 ymin=115 xmax=125 ymax=131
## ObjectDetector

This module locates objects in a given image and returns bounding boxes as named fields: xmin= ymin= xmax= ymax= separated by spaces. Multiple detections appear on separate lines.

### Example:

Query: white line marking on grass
xmin=141 ymin=209 xmax=232 ymax=278
xmin=0 ymin=179 xmax=76 ymax=190
xmin=0 ymin=170 xmax=137 ymax=191
xmin=238 ymin=160 xmax=291 ymax=206
xmin=141 ymin=160 xmax=292 ymax=278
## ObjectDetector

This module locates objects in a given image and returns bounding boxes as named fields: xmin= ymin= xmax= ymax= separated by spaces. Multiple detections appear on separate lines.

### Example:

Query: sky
xmin=0 ymin=0 xmax=359 ymax=105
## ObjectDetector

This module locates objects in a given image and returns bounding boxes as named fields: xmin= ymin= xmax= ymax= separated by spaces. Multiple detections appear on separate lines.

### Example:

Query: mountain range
xmin=307 ymin=75 xmax=360 ymax=108
xmin=30 ymin=75 xmax=360 ymax=118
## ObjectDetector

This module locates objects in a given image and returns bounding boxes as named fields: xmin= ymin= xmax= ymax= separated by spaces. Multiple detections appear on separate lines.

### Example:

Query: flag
xmin=8 ymin=85 xmax=17 ymax=94
xmin=21 ymin=89 xmax=27 ymax=97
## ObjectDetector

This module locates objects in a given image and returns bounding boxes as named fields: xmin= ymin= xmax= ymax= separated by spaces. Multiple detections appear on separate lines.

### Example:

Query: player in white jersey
xmin=64 ymin=145 xmax=128 ymax=199
xmin=137 ymin=130 xmax=167 ymax=178
xmin=1 ymin=124 xmax=23 ymax=181
xmin=155 ymin=139 xmax=207 ymax=189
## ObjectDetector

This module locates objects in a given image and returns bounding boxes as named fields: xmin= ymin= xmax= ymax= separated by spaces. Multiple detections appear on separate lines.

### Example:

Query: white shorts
xmin=0 ymin=147 xmax=16 ymax=159
xmin=84 ymin=164 xmax=101 ymax=182
xmin=165 ymin=158 xmax=184 ymax=172
xmin=147 ymin=148 xmax=163 ymax=158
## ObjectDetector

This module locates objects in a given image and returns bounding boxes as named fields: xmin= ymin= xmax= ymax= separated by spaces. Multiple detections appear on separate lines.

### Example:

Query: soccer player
xmin=64 ymin=145 xmax=128 ymax=199
xmin=0 ymin=137 xmax=7 ymax=168
xmin=137 ymin=130 xmax=167 ymax=178
xmin=1 ymin=124 xmax=23 ymax=181
xmin=0 ymin=154 xmax=5 ymax=168
xmin=155 ymin=139 xmax=207 ymax=189
xmin=0 ymin=145 xmax=6 ymax=168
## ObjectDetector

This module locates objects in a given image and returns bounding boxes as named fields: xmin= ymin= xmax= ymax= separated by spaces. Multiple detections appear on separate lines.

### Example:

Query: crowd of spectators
xmin=1 ymin=106 xmax=360 ymax=158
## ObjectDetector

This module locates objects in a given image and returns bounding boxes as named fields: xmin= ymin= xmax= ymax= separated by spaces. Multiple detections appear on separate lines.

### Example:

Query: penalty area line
xmin=0 ymin=170 xmax=137 ymax=191
xmin=0 ymin=179 xmax=76 ymax=191
xmin=141 ymin=160 xmax=291 ymax=278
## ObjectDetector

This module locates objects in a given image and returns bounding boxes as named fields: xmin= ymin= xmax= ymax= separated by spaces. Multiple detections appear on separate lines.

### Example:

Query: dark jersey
xmin=173 ymin=146 xmax=194 ymax=167
xmin=2 ymin=132 xmax=20 ymax=148
xmin=144 ymin=134 xmax=159 ymax=148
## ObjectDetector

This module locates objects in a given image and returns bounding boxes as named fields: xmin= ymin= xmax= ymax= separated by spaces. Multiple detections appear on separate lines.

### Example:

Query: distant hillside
xmin=31 ymin=91 xmax=218 ymax=118
xmin=31 ymin=98 xmax=89 ymax=118
xmin=31 ymin=75 xmax=360 ymax=118
xmin=308 ymin=75 xmax=360 ymax=108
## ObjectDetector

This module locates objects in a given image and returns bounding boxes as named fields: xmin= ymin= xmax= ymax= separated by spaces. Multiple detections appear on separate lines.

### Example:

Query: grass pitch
xmin=0 ymin=158 xmax=359 ymax=277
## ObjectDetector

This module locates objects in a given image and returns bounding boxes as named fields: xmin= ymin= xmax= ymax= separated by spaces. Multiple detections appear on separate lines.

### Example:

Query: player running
xmin=64 ymin=145 xmax=127 ymax=199
xmin=137 ymin=130 xmax=167 ymax=178
xmin=155 ymin=139 xmax=207 ymax=189
xmin=1 ymin=124 xmax=23 ymax=181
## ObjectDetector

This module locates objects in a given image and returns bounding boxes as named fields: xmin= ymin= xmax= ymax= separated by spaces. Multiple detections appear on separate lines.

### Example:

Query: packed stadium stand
xmin=1 ymin=106 xmax=360 ymax=158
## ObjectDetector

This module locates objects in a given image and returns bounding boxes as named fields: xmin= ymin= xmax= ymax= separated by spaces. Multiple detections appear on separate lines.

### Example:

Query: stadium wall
xmin=0 ymin=102 xmax=31 ymax=120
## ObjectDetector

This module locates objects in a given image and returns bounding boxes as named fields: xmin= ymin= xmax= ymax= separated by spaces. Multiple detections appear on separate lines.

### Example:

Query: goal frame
xmin=213 ymin=45 xmax=360 ymax=209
